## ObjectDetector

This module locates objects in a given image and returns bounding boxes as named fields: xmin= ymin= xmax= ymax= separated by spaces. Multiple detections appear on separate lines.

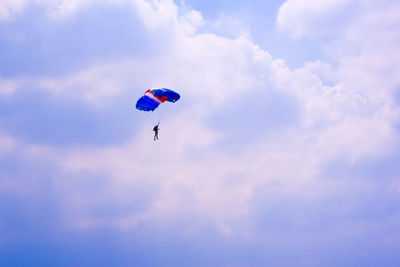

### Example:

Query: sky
xmin=0 ymin=0 xmax=400 ymax=266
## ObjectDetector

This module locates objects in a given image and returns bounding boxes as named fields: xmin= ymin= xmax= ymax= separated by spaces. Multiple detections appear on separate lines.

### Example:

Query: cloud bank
xmin=1 ymin=0 xmax=400 ymax=266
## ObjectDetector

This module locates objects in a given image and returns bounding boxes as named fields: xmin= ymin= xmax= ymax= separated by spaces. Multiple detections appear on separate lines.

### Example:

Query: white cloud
xmin=0 ymin=0 xmax=84 ymax=20
xmin=205 ymin=13 xmax=250 ymax=39
xmin=179 ymin=9 xmax=204 ymax=35
xmin=0 ymin=77 xmax=18 ymax=95
xmin=37 ymin=61 xmax=134 ymax=106
xmin=276 ymin=0 xmax=356 ymax=38
xmin=0 ymin=0 xmax=30 ymax=20
xmin=1 ymin=0 xmax=400 ymax=242
xmin=277 ymin=0 xmax=400 ymax=146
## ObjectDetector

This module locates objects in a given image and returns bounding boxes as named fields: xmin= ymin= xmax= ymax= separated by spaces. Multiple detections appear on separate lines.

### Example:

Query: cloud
xmin=276 ymin=0 xmax=358 ymax=38
xmin=0 ymin=77 xmax=18 ymax=95
xmin=1 ymin=0 xmax=400 ymax=266
xmin=0 ymin=0 xmax=30 ymax=20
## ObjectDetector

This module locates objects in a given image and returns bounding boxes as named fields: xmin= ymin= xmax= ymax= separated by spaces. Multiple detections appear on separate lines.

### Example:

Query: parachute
xmin=136 ymin=88 xmax=180 ymax=112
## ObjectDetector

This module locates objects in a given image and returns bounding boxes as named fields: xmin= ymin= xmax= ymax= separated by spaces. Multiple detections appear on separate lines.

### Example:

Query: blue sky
xmin=1 ymin=0 xmax=400 ymax=266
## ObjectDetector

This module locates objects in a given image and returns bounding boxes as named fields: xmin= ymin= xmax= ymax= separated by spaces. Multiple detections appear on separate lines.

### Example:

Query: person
xmin=153 ymin=122 xmax=160 ymax=141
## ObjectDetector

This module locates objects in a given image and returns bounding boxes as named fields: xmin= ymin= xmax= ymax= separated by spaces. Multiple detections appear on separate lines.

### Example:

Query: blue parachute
xmin=136 ymin=88 xmax=180 ymax=111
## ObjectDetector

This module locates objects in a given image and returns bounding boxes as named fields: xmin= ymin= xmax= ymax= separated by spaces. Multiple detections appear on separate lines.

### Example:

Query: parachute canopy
xmin=136 ymin=88 xmax=180 ymax=111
